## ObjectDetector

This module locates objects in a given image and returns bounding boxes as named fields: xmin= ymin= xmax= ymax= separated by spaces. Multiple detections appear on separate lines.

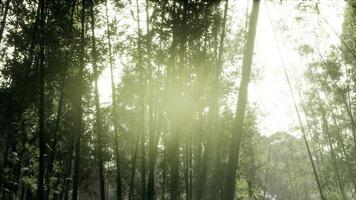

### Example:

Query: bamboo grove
xmin=0 ymin=0 xmax=356 ymax=200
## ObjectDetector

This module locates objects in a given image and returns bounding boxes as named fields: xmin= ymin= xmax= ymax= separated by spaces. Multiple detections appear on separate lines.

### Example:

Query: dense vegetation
xmin=0 ymin=0 xmax=355 ymax=200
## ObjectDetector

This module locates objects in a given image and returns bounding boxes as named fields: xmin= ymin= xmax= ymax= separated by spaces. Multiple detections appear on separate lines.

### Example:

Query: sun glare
xmin=97 ymin=0 xmax=346 ymax=137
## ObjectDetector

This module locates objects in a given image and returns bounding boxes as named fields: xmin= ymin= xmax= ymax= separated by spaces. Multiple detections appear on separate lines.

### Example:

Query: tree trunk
xmin=37 ymin=0 xmax=46 ymax=198
xmin=45 ymin=2 xmax=76 ymax=197
xmin=146 ymin=1 xmax=159 ymax=198
xmin=72 ymin=0 xmax=86 ymax=199
xmin=45 ymin=68 xmax=65 ymax=198
xmin=170 ymin=126 xmax=180 ymax=200
xmin=132 ymin=1 xmax=147 ymax=199
xmin=129 ymin=141 xmax=139 ymax=200
xmin=61 ymin=138 xmax=74 ymax=200
xmin=161 ymin=140 xmax=167 ymax=200
xmin=105 ymin=0 xmax=123 ymax=199
xmin=298 ymin=92 xmax=326 ymax=200
xmin=330 ymin=112 xmax=356 ymax=192
xmin=222 ymin=1 xmax=260 ymax=199
xmin=314 ymin=89 xmax=347 ymax=200
xmin=197 ymin=1 xmax=228 ymax=199
xmin=317 ymin=83 xmax=356 ymax=193
xmin=89 ymin=0 xmax=106 ymax=199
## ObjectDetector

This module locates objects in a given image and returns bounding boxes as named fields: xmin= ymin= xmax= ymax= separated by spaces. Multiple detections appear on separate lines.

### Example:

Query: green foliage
xmin=0 ymin=0 xmax=355 ymax=200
